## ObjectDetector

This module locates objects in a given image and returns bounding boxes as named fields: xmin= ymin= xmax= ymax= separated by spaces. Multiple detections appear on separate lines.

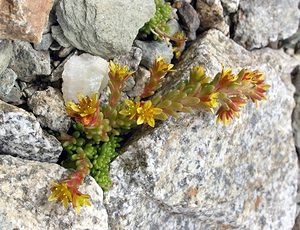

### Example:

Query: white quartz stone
xmin=62 ymin=53 xmax=109 ymax=103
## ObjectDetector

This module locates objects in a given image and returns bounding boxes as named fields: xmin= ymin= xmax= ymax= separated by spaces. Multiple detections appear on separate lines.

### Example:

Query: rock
xmin=62 ymin=53 xmax=109 ymax=103
xmin=104 ymin=30 xmax=298 ymax=229
xmin=234 ymin=0 xmax=300 ymax=49
xmin=33 ymin=33 xmax=54 ymax=51
xmin=58 ymin=46 xmax=74 ymax=58
xmin=0 ymin=100 xmax=62 ymax=162
xmin=134 ymin=40 xmax=174 ymax=69
xmin=167 ymin=19 xmax=183 ymax=36
xmin=221 ymin=0 xmax=239 ymax=13
xmin=9 ymin=41 xmax=51 ymax=82
xmin=0 ymin=40 xmax=13 ymax=75
xmin=51 ymin=25 xmax=71 ymax=48
xmin=196 ymin=0 xmax=229 ymax=34
xmin=0 ymin=83 xmax=23 ymax=105
xmin=113 ymin=47 xmax=143 ymax=72
xmin=56 ymin=0 xmax=155 ymax=59
xmin=28 ymin=87 xmax=71 ymax=132
xmin=177 ymin=1 xmax=200 ymax=40
xmin=127 ymin=67 xmax=151 ymax=98
xmin=0 ymin=69 xmax=17 ymax=97
xmin=50 ymin=52 xmax=75 ymax=82
xmin=0 ymin=155 xmax=108 ymax=230
xmin=0 ymin=0 xmax=53 ymax=43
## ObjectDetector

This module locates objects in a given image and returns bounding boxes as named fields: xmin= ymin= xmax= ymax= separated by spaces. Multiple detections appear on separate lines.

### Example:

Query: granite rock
xmin=28 ymin=87 xmax=71 ymax=132
xmin=196 ymin=0 xmax=229 ymax=34
xmin=0 ymin=83 xmax=23 ymax=105
xmin=0 ymin=0 xmax=53 ymax=43
xmin=51 ymin=25 xmax=71 ymax=48
xmin=0 ymin=100 xmax=62 ymax=162
xmin=113 ymin=47 xmax=143 ymax=72
xmin=9 ymin=41 xmax=51 ymax=82
xmin=127 ymin=67 xmax=151 ymax=98
xmin=221 ymin=0 xmax=239 ymax=13
xmin=0 ymin=69 xmax=17 ymax=97
xmin=0 ymin=155 xmax=108 ymax=230
xmin=0 ymin=40 xmax=13 ymax=75
xmin=56 ymin=0 xmax=155 ymax=59
xmin=104 ymin=30 xmax=298 ymax=229
xmin=134 ymin=40 xmax=174 ymax=69
xmin=177 ymin=1 xmax=200 ymax=40
xmin=234 ymin=0 xmax=300 ymax=49
xmin=33 ymin=33 xmax=54 ymax=51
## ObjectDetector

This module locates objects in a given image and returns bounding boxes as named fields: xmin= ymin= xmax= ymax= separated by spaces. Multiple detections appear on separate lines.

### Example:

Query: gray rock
xmin=127 ymin=67 xmax=150 ymax=98
xmin=167 ymin=19 xmax=183 ymax=36
xmin=58 ymin=46 xmax=74 ymax=58
xmin=9 ymin=41 xmax=51 ymax=82
xmin=56 ymin=0 xmax=156 ymax=59
xmin=0 ymin=155 xmax=108 ymax=230
xmin=113 ymin=47 xmax=143 ymax=72
xmin=234 ymin=0 xmax=300 ymax=49
xmin=196 ymin=0 xmax=229 ymax=34
xmin=104 ymin=30 xmax=298 ymax=229
xmin=28 ymin=87 xmax=71 ymax=132
xmin=0 ymin=40 xmax=13 ymax=75
xmin=177 ymin=1 xmax=200 ymax=40
xmin=221 ymin=0 xmax=239 ymax=13
xmin=50 ymin=52 xmax=75 ymax=82
xmin=0 ymin=83 xmax=23 ymax=105
xmin=0 ymin=100 xmax=62 ymax=162
xmin=51 ymin=25 xmax=71 ymax=48
xmin=33 ymin=33 xmax=54 ymax=51
xmin=134 ymin=40 xmax=173 ymax=68
xmin=0 ymin=69 xmax=17 ymax=97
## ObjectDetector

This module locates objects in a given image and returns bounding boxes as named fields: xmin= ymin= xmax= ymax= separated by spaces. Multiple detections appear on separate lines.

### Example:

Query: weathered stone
xmin=9 ymin=41 xmax=51 ymax=82
xmin=196 ymin=0 xmax=229 ymax=34
xmin=0 ymin=69 xmax=17 ymax=97
xmin=0 ymin=83 xmax=23 ymax=105
xmin=33 ymin=33 xmax=54 ymax=51
xmin=28 ymin=87 xmax=71 ymax=132
xmin=0 ymin=40 xmax=13 ymax=75
xmin=127 ymin=67 xmax=151 ymax=98
xmin=167 ymin=19 xmax=183 ymax=36
xmin=51 ymin=25 xmax=71 ymax=48
xmin=177 ymin=1 xmax=200 ymax=40
xmin=56 ymin=0 xmax=155 ymax=59
xmin=234 ymin=0 xmax=300 ymax=49
xmin=104 ymin=30 xmax=298 ymax=229
xmin=134 ymin=40 xmax=173 ymax=69
xmin=0 ymin=100 xmax=62 ymax=162
xmin=221 ymin=0 xmax=239 ymax=13
xmin=113 ymin=47 xmax=143 ymax=72
xmin=50 ymin=52 xmax=75 ymax=82
xmin=0 ymin=0 xmax=53 ymax=43
xmin=0 ymin=155 xmax=108 ymax=230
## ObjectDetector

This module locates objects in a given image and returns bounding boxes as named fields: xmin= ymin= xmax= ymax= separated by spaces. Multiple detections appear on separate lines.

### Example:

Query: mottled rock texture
xmin=56 ymin=0 xmax=155 ymax=59
xmin=28 ymin=87 xmax=71 ymax=132
xmin=9 ymin=41 xmax=51 ymax=82
xmin=0 ymin=0 xmax=53 ymax=43
xmin=104 ymin=30 xmax=298 ymax=229
xmin=0 ymin=40 xmax=13 ymax=75
xmin=0 ymin=155 xmax=108 ymax=230
xmin=234 ymin=0 xmax=300 ymax=49
xmin=0 ymin=100 xmax=62 ymax=162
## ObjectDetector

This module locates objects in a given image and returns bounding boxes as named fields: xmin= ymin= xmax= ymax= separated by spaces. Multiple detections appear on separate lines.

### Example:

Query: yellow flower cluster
xmin=120 ymin=100 xmax=163 ymax=127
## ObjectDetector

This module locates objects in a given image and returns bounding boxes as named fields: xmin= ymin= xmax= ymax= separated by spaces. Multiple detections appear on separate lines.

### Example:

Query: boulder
xmin=104 ymin=30 xmax=298 ymax=229
xmin=0 ymin=155 xmax=108 ymax=230
xmin=234 ymin=0 xmax=300 ymax=49
xmin=0 ymin=100 xmax=62 ymax=162
xmin=0 ymin=0 xmax=53 ymax=43
xmin=56 ymin=0 xmax=155 ymax=59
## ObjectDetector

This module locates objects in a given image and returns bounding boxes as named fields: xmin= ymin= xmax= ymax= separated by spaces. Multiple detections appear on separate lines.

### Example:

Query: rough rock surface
xmin=0 ymin=69 xmax=17 ymax=98
xmin=234 ymin=0 xmax=300 ymax=49
xmin=113 ymin=47 xmax=143 ymax=72
xmin=104 ymin=30 xmax=298 ymax=229
xmin=56 ymin=0 xmax=155 ymax=59
xmin=9 ymin=41 xmax=51 ymax=82
xmin=0 ymin=155 xmax=108 ymax=230
xmin=28 ymin=87 xmax=71 ymax=132
xmin=0 ymin=100 xmax=62 ymax=162
xmin=51 ymin=25 xmax=71 ymax=48
xmin=33 ymin=33 xmax=54 ymax=51
xmin=134 ymin=40 xmax=174 ymax=68
xmin=0 ymin=0 xmax=53 ymax=43
xmin=0 ymin=40 xmax=13 ymax=75
xmin=221 ymin=0 xmax=239 ymax=13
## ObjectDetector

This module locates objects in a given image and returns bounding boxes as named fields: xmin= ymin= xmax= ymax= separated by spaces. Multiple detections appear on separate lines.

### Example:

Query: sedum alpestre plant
xmin=49 ymin=57 xmax=269 ymax=213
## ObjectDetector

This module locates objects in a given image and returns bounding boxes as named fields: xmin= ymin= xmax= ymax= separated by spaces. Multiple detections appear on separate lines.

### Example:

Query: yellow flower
xmin=72 ymin=192 xmax=91 ymax=214
xmin=136 ymin=100 xmax=163 ymax=127
xmin=109 ymin=61 xmax=134 ymax=81
xmin=190 ymin=66 xmax=210 ymax=84
xmin=153 ymin=57 xmax=174 ymax=74
xmin=203 ymin=92 xmax=219 ymax=109
xmin=220 ymin=66 xmax=238 ymax=83
xmin=48 ymin=182 xmax=72 ymax=209
xmin=119 ymin=99 xmax=138 ymax=119
xmin=66 ymin=93 xmax=99 ymax=126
